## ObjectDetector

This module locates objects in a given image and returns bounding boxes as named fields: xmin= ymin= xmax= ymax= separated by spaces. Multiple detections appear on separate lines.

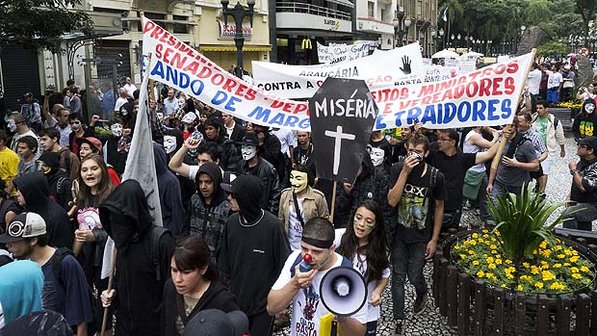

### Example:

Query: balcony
xmin=276 ymin=1 xmax=352 ymax=21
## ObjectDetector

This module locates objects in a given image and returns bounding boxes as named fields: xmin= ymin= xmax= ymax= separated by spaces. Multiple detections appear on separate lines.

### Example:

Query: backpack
xmin=289 ymin=252 xmax=353 ymax=278
xmin=146 ymin=226 xmax=170 ymax=282
xmin=532 ymin=113 xmax=560 ymax=131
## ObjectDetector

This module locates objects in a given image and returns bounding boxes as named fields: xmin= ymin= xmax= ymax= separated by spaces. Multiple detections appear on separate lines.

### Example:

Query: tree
xmin=536 ymin=41 xmax=569 ymax=57
xmin=0 ymin=0 xmax=94 ymax=54
xmin=577 ymin=0 xmax=597 ymax=41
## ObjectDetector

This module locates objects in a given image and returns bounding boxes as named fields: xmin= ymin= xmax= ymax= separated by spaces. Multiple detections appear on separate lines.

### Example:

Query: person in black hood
xmin=218 ymin=175 xmax=290 ymax=335
xmin=573 ymin=98 xmax=597 ymax=142
xmin=37 ymin=151 xmax=72 ymax=210
xmin=99 ymin=179 xmax=175 ymax=336
xmin=154 ymin=143 xmax=185 ymax=236
xmin=13 ymin=172 xmax=72 ymax=249
xmin=187 ymin=162 xmax=231 ymax=259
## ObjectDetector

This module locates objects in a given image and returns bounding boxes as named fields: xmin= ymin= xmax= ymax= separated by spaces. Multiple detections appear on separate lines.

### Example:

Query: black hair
xmin=25 ymin=233 xmax=48 ymax=247
xmin=172 ymin=235 xmax=219 ymax=281
xmin=336 ymin=200 xmax=388 ymax=283
xmin=197 ymin=142 xmax=222 ymax=162
xmin=516 ymin=111 xmax=533 ymax=122
xmin=68 ymin=113 xmax=83 ymax=121
xmin=438 ymin=129 xmax=460 ymax=143
xmin=39 ymin=127 xmax=60 ymax=142
xmin=204 ymin=117 xmax=222 ymax=130
xmin=302 ymin=217 xmax=335 ymax=244
xmin=536 ymin=100 xmax=549 ymax=109
xmin=406 ymin=133 xmax=430 ymax=152
xmin=0 ymin=130 xmax=7 ymax=143
xmin=17 ymin=136 xmax=38 ymax=152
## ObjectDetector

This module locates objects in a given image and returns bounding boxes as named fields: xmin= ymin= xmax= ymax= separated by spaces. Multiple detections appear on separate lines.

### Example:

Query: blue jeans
xmin=391 ymin=237 xmax=428 ymax=320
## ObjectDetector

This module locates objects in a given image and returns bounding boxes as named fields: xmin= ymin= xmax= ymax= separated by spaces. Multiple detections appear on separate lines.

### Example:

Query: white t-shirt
xmin=288 ymin=196 xmax=305 ymax=250
xmin=163 ymin=98 xmax=179 ymax=116
xmin=123 ymin=83 xmax=137 ymax=98
xmin=273 ymin=129 xmax=297 ymax=157
xmin=272 ymin=250 xmax=368 ymax=336
xmin=334 ymin=228 xmax=390 ymax=322
xmin=547 ymin=71 xmax=563 ymax=89
xmin=114 ymin=97 xmax=128 ymax=113
xmin=527 ymin=69 xmax=542 ymax=95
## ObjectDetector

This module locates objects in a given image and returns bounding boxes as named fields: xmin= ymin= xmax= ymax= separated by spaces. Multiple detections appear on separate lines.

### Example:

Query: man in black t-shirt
xmin=569 ymin=136 xmax=597 ymax=207
xmin=426 ymin=129 xmax=500 ymax=231
xmin=387 ymin=134 xmax=447 ymax=334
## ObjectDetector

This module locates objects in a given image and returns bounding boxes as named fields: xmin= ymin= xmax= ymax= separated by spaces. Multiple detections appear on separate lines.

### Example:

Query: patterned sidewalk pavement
xmin=273 ymin=136 xmax=578 ymax=336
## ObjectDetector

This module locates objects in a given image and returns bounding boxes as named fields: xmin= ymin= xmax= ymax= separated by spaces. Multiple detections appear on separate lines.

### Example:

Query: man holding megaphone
xmin=267 ymin=217 xmax=367 ymax=336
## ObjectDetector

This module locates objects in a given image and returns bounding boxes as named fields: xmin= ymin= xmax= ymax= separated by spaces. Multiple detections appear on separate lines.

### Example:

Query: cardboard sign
xmin=317 ymin=41 xmax=373 ymax=64
xmin=308 ymin=78 xmax=377 ymax=183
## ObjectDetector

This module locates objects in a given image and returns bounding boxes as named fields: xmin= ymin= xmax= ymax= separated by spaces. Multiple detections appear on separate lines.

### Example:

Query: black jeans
xmin=391 ymin=237 xmax=427 ymax=320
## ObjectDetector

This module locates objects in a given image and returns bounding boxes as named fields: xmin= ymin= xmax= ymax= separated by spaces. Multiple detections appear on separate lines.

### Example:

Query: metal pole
xmin=112 ymin=64 xmax=118 ymax=107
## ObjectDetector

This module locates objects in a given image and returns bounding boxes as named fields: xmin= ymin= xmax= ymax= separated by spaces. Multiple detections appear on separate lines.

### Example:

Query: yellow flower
xmin=542 ymin=271 xmax=556 ymax=281
xmin=530 ymin=266 xmax=540 ymax=275
xmin=482 ymin=229 xmax=489 ymax=234
xmin=523 ymin=262 xmax=530 ymax=268
xmin=495 ymin=259 xmax=502 ymax=265
xmin=541 ymin=250 xmax=552 ymax=258
xmin=557 ymin=254 xmax=566 ymax=259
xmin=517 ymin=284 xmax=524 ymax=291
xmin=570 ymin=256 xmax=580 ymax=263
xmin=541 ymin=261 xmax=549 ymax=269
xmin=572 ymin=273 xmax=582 ymax=279
xmin=539 ymin=241 xmax=548 ymax=249
xmin=564 ymin=263 xmax=571 ymax=267
xmin=571 ymin=267 xmax=579 ymax=273
xmin=553 ymin=263 xmax=562 ymax=269
xmin=501 ymin=284 xmax=507 ymax=288
xmin=460 ymin=254 xmax=467 ymax=260
xmin=554 ymin=245 xmax=563 ymax=251
xmin=488 ymin=263 xmax=496 ymax=270
xmin=580 ymin=266 xmax=590 ymax=273
xmin=534 ymin=282 xmax=544 ymax=289
xmin=550 ymin=282 xmax=566 ymax=291
xmin=490 ymin=244 xmax=497 ymax=250
xmin=492 ymin=250 xmax=498 ymax=255
xmin=477 ymin=270 xmax=485 ymax=278
xmin=470 ymin=240 xmax=477 ymax=246
xmin=478 ymin=238 xmax=484 ymax=244
xmin=468 ymin=250 xmax=476 ymax=255
xmin=472 ymin=260 xmax=480 ymax=266
xmin=487 ymin=256 xmax=494 ymax=264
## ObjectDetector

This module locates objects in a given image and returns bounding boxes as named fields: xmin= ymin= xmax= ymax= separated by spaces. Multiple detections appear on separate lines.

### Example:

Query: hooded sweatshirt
xmin=188 ymin=162 xmax=231 ymax=258
xmin=218 ymin=175 xmax=290 ymax=316
xmin=154 ymin=143 xmax=185 ymax=236
xmin=38 ymin=151 xmax=72 ymax=210
xmin=573 ymin=98 xmax=597 ymax=140
xmin=99 ymin=179 xmax=175 ymax=336
xmin=161 ymin=278 xmax=239 ymax=336
xmin=0 ymin=260 xmax=43 ymax=327
xmin=13 ymin=172 xmax=73 ymax=248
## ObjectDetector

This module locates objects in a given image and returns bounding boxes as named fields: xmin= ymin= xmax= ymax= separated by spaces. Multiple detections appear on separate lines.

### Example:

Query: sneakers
xmin=413 ymin=293 xmax=428 ymax=315
xmin=394 ymin=320 xmax=403 ymax=336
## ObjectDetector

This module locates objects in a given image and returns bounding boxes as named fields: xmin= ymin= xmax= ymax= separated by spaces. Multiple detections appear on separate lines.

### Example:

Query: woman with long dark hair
xmin=73 ymin=154 xmax=114 ymax=334
xmin=337 ymin=200 xmax=390 ymax=335
xmin=162 ymin=235 xmax=239 ymax=336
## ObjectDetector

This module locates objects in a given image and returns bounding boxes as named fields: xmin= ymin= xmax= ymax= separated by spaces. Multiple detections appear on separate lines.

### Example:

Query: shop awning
xmin=199 ymin=45 xmax=272 ymax=52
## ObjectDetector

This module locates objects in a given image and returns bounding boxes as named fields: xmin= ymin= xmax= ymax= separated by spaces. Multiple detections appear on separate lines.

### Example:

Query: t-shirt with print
xmin=389 ymin=162 xmax=447 ymax=244
xmin=271 ymin=250 xmax=368 ymax=336
xmin=496 ymin=140 xmax=538 ymax=187
xmin=534 ymin=116 xmax=549 ymax=145
xmin=426 ymin=150 xmax=476 ymax=211
xmin=288 ymin=195 xmax=305 ymax=250
xmin=40 ymin=250 xmax=93 ymax=327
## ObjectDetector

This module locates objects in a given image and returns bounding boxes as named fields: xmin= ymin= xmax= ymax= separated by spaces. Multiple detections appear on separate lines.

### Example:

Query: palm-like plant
xmin=488 ymin=184 xmax=569 ymax=265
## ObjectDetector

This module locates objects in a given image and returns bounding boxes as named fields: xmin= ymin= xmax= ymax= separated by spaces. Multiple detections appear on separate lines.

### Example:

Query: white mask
xmin=241 ymin=144 xmax=257 ymax=161
xmin=369 ymin=147 xmax=384 ymax=167
xmin=586 ymin=103 xmax=595 ymax=114
xmin=7 ymin=119 xmax=16 ymax=132
xmin=163 ymin=135 xmax=177 ymax=154
xmin=110 ymin=123 xmax=123 ymax=137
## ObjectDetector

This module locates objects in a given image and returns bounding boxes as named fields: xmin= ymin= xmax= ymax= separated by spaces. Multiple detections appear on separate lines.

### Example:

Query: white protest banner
xmin=317 ymin=41 xmax=373 ymax=64
xmin=141 ymin=17 xmax=311 ymax=131
xmin=141 ymin=17 xmax=532 ymax=131
xmin=372 ymin=52 xmax=533 ymax=130
xmin=459 ymin=60 xmax=477 ymax=74
xmin=252 ymin=43 xmax=425 ymax=99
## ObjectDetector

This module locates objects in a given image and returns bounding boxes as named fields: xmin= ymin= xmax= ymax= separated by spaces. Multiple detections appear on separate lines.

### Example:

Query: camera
xmin=408 ymin=151 xmax=423 ymax=162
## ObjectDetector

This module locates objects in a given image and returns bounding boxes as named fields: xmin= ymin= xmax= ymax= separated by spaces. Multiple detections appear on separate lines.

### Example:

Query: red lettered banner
xmin=142 ymin=17 xmax=532 ymax=130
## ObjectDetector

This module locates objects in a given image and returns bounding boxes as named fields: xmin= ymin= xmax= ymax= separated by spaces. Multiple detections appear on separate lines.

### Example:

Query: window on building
xmin=173 ymin=15 xmax=189 ymax=34
xmin=380 ymin=8 xmax=386 ymax=21
xmin=144 ymin=12 xmax=166 ymax=29
xmin=368 ymin=2 xmax=374 ymax=18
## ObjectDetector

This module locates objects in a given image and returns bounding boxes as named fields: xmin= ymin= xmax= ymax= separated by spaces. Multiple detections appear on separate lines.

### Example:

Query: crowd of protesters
xmin=0 ymin=68 xmax=595 ymax=336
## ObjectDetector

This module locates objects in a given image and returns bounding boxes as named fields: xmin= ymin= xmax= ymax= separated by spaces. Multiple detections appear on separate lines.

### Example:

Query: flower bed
xmin=452 ymin=230 xmax=595 ymax=294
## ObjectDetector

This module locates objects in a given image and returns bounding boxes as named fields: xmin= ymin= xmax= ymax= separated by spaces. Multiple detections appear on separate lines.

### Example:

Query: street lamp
xmin=221 ymin=0 xmax=255 ymax=78
xmin=393 ymin=10 xmax=411 ymax=47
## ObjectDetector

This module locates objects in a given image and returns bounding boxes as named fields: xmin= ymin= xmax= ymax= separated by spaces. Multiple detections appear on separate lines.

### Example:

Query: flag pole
xmin=329 ymin=181 xmax=337 ymax=223
xmin=100 ymin=245 xmax=117 ymax=336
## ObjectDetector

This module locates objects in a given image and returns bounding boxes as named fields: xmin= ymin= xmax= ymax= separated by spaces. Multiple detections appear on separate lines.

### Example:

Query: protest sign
xmin=424 ymin=65 xmax=458 ymax=83
xmin=141 ymin=17 xmax=532 ymax=131
xmin=317 ymin=41 xmax=373 ymax=64
xmin=308 ymin=77 xmax=377 ymax=183
xmin=252 ymin=43 xmax=425 ymax=99
xmin=459 ymin=60 xmax=477 ymax=74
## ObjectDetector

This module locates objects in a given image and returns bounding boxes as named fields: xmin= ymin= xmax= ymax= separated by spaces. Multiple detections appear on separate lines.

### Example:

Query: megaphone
xmin=319 ymin=266 xmax=367 ymax=317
